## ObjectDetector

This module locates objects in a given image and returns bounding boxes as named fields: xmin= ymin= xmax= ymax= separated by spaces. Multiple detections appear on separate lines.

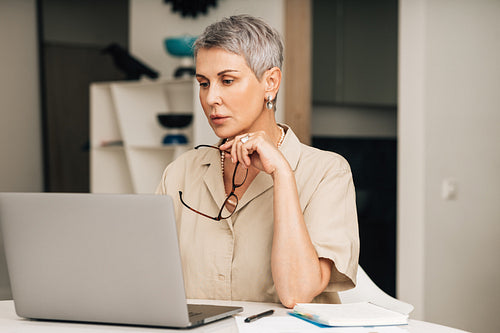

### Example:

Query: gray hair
xmin=194 ymin=14 xmax=284 ymax=80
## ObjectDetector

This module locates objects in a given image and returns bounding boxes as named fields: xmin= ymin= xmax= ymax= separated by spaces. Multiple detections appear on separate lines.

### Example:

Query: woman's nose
xmin=205 ymin=85 xmax=222 ymax=106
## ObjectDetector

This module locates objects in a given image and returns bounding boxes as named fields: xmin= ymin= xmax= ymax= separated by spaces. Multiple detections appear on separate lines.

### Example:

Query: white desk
xmin=0 ymin=299 xmax=468 ymax=333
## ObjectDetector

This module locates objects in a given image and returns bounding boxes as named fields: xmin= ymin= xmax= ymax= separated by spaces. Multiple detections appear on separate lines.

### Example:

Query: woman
xmin=156 ymin=15 xmax=359 ymax=308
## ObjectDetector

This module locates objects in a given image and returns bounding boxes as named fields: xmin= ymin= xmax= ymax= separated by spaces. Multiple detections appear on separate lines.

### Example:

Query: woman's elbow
xmin=279 ymin=295 xmax=301 ymax=309
xmin=280 ymin=278 xmax=331 ymax=307
xmin=277 ymin=259 xmax=333 ymax=308
xmin=280 ymin=297 xmax=296 ymax=309
xmin=279 ymin=291 xmax=317 ymax=309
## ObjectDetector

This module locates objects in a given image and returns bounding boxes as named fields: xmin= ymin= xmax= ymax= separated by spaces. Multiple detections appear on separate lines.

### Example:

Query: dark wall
xmin=40 ymin=0 xmax=129 ymax=192
xmin=313 ymin=136 xmax=397 ymax=296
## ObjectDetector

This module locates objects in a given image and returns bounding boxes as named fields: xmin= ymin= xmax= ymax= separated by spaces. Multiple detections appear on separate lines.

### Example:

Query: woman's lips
xmin=210 ymin=115 xmax=229 ymax=125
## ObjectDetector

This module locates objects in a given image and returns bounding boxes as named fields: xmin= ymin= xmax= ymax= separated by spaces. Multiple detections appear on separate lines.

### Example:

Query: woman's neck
xmin=230 ymin=110 xmax=282 ymax=145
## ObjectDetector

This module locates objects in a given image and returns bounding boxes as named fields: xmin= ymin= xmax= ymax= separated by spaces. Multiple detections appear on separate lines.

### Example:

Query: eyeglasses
xmin=179 ymin=145 xmax=248 ymax=221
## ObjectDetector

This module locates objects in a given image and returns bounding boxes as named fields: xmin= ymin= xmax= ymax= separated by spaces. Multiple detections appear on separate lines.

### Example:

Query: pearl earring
xmin=266 ymin=95 xmax=274 ymax=110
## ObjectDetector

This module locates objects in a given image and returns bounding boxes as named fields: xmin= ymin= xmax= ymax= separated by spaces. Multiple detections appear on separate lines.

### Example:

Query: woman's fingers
xmin=241 ymin=142 xmax=253 ymax=168
xmin=220 ymin=131 xmax=278 ymax=171
xmin=236 ymin=133 xmax=253 ymax=168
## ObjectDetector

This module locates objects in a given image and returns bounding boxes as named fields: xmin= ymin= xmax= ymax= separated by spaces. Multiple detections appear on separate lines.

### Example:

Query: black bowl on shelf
xmin=157 ymin=113 xmax=193 ymax=129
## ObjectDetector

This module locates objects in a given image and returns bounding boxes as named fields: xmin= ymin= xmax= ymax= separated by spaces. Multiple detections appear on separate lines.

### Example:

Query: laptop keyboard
xmin=189 ymin=311 xmax=202 ymax=317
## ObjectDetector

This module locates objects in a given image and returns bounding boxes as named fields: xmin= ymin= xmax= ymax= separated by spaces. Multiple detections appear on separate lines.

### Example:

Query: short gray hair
xmin=194 ymin=14 xmax=284 ymax=80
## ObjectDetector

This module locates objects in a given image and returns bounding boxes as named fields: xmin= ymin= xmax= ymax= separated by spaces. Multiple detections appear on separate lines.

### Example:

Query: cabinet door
xmin=313 ymin=0 xmax=397 ymax=106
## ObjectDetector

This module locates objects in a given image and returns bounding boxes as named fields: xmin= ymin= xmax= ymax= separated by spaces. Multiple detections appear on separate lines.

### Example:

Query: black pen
xmin=244 ymin=309 xmax=274 ymax=323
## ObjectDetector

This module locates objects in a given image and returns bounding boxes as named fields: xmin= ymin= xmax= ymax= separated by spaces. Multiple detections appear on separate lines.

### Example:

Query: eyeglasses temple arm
xmin=178 ymin=191 xmax=220 ymax=221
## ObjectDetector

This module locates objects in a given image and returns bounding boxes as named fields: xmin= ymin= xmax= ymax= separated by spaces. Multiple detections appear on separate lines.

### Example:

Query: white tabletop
xmin=0 ymin=300 xmax=468 ymax=333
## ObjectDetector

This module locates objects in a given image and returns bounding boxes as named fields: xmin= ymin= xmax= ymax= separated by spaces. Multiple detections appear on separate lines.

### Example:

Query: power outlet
xmin=441 ymin=178 xmax=458 ymax=200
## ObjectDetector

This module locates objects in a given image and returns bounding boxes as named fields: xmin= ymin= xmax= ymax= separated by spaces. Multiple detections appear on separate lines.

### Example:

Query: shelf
xmin=90 ymin=148 xmax=133 ymax=193
xmin=90 ymin=78 xmax=215 ymax=194
xmin=127 ymin=144 xmax=189 ymax=150
xmin=90 ymin=84 xmax=123 ymax=145
xmin=93 ymin=145 xmax=124 ymax=151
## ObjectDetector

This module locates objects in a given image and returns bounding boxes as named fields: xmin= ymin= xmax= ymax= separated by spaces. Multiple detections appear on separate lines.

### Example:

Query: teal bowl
xmin=164 ymin=36 xmax=197 ymax=57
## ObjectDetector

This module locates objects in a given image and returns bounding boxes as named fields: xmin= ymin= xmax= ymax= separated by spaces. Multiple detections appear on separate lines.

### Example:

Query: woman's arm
xmin=220 ymin=131 xmax=332 ymax=308
xmin=271 ymin=163 xmax=333 ymax=308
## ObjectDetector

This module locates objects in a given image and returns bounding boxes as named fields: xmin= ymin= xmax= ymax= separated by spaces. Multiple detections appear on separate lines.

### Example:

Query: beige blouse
xmin=156 ymin=125 xmax=359 ymax=304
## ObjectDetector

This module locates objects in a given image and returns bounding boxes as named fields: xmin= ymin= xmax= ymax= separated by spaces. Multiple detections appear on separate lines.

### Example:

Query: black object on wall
xmin=102 ymin=43 xmax=159 ymax=80
xmin=312 ymin=136 xmax=397 ymax=297
xmin=164 ymin=0 xmax=217 ymax=18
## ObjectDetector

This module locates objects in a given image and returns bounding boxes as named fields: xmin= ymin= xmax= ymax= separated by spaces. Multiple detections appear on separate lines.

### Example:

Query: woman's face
xmin=195 ymin=47 xmax=268 ymax=139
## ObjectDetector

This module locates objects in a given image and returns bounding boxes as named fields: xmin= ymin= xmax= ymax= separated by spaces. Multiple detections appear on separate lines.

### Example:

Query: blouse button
xmin=218 ymin=274 xmax=225 ymax=281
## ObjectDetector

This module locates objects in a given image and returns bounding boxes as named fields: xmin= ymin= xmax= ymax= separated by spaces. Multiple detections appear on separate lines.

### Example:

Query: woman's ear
xmin=263 ymin=67 xmax=282 ymax=96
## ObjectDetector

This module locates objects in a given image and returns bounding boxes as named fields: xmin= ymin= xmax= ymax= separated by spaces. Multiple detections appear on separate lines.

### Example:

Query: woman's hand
xmin=219 ymin=131 xmax=290 ymax=176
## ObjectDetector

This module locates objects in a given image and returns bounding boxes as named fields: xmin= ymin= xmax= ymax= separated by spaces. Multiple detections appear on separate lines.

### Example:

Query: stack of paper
xmin=236 ymin=316 xmax=408 ymax=333
xmin=292 ymin=302 xmax=409 ymax=327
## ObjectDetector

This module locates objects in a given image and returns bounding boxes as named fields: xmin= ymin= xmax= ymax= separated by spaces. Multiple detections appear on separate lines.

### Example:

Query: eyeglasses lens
xmin=220 ymin=192 xmax=238 ymax=219
xmin=232 ymin=163 xmax=248 ymax=187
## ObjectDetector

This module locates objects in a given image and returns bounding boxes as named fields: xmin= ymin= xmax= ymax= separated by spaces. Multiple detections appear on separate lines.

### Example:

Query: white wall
xmin=0 ymin=0 xmax=43 ymax=192
xmin=0 ymin=0 xmax=43 ymax=299
xmin=398 ymin=1 xmax=500 ymax=332
xmin=129 ymin=0 xmax=285 ymax=123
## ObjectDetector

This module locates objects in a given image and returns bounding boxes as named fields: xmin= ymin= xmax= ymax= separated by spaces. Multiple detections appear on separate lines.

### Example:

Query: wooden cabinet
xmin=313 ymin=0 xmax=397 ymax=106
xmin=90 ymin=78 xmax=217 ymax=194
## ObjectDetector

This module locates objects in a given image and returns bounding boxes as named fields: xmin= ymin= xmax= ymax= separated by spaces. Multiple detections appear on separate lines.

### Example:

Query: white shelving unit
xmin=90 ymin=78 xmax=217 ymax=194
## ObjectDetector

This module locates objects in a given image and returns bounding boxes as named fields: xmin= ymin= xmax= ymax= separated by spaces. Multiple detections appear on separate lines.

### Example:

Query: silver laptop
xmin=0 ymin=192 xmax=242 ymax=328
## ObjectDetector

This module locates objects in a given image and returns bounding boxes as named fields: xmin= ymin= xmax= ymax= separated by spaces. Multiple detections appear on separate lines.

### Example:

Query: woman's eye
xmin=199 ymin=82 xmax=209 ymax=88
xmin=222 ymin=79 xmax=234 ymax=85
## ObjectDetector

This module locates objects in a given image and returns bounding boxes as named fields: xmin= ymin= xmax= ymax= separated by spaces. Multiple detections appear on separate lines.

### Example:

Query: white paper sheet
xmin=235 ymin=315 xmax=408 ymax=333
